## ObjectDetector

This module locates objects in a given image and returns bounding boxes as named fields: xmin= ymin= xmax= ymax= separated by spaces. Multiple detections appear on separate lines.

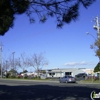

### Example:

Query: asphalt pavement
xmin=0 ymin=79 xmax=100 ymax=100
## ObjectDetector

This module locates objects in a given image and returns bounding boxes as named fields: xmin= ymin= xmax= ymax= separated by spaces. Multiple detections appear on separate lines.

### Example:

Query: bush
xmin=28 ymin=75 xmax=34 ymax=79
xmin=17 ymin=76 xmax=21 ymax=79
xmin=85 ymin=76 xmax=100 ymax=82
xmin=6 ymin=73 xmax=10 ymax=78
xmin=94 ymin=77 xmax=99 ymax=81
xmin=10 ymin=75 xmax=16 ymax=78
xmin=33 ymin=76 xmax=41 ymax=79
xmin=24 ymin=76 xmax=28 ymax=79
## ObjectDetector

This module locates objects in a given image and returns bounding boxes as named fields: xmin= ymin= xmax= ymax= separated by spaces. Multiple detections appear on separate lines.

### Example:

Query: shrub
xmin=11 ymin=75 xmax=16 ymax=78
xmin=24 ymin=76 xmax=28 ymax=79
xmin=17 ymin=76 xmax=21 ymax=79
xmin=94 ymin=77 xmax=99 ymax=81
xmin=6 ymin=73 xmax=10 ymax=78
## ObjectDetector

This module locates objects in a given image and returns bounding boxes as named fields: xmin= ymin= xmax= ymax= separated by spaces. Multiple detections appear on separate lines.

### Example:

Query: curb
xmin=77 ymin=81 xmax=100 ymax=84
xmin=1 ymin=79 xmax=100 ymax=84
xmin=0 ymin=79 xmax=59 ymax=83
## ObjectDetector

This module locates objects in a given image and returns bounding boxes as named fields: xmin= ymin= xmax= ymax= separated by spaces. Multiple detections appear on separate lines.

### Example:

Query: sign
xmin=90 ymin=91 xmax=100 ymax=100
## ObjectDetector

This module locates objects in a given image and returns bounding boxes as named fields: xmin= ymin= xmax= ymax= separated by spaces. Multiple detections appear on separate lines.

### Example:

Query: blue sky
xmin=0 ymin=0 xmax=100 ymax=72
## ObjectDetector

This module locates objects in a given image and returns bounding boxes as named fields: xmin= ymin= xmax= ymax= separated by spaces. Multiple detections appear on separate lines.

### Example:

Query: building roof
xmin=47 ymin=68 xmax=85 ymax=73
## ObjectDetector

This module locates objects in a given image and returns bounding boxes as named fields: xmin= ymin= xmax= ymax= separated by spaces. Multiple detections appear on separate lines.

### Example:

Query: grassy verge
xmin=2 ymin=78 xmax=50 ymax=81
xmin=79 ymin=79 xmax=100 ymax=83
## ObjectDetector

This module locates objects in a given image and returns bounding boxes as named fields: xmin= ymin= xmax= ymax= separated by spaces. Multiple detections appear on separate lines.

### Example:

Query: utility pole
xmin=87 ymin=16 xmax=100 ymax=81
xmin=93 ymin=16 xmax=100 ymax=81
xmin=93 ymin=16 xmax=100 ymax=63
xmin=12 ymin=52 xmax=15 ymax=70
xmin=45 ymin=63 xmax=48 ymax=78
xmin=0 ymin=42 xmax=3 ymax=79
xmin=6 ymin=60 xmax=8 ymax=72
xmin=93 ymin=16 xmax=100 ymax=38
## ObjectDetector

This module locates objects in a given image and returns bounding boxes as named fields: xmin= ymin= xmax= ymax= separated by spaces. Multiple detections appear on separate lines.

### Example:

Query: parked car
xmin=75 ymin=73 xmax=87 ymax=78
xmin=59 ymin=76 xmax=76 ymax=83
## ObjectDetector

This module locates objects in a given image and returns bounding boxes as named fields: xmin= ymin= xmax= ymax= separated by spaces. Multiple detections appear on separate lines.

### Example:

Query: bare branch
xmin=30 ymin=52 xmax=48 ymax=77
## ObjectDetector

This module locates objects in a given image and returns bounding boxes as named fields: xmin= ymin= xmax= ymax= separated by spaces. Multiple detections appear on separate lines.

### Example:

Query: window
xmin=49 ymin=73 xmax=55 ymax=76
xmin=65 ymin=72 xmax=72 ymax=75
xmin=48 ymin=70 xmax=52 ymax=71
xmin=75 ymin=73 xmax=87 ymax=78
xmin=64 ymin=76 xmax=73 ymax=78
xmin=65 ymin=76 xmax=68 ymax=78
xmin=68 ymin=76 xmax=73 ymax=78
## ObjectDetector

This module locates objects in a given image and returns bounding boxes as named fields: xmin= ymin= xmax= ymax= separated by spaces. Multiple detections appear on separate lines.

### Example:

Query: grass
xmin=80 ymin=79 xmax=100 ymax=83
xmin=2 ymin=77 xmax=50 ymax=81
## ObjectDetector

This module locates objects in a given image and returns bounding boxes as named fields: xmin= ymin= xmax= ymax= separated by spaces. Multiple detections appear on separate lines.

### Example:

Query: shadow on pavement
xmin=0 ymin=84 xmax=99 ymax=100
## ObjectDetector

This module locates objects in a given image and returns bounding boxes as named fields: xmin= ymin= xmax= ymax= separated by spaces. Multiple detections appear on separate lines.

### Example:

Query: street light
xmin=86 ymin=32 xmax=97 ymax=41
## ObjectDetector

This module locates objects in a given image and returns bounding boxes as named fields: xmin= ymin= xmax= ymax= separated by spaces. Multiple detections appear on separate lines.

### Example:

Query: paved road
xmin=0 ymin=79 xmax=100 ymax=100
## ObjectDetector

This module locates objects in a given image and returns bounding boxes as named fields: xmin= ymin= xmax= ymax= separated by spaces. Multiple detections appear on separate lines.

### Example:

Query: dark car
xmin=59 ymin=75 xmax=76 ymax=83
xmin=75 ymin=73 xmax=87 ymax=78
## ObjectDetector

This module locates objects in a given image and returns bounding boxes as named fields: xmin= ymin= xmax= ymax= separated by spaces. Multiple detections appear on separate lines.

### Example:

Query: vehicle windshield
xmin=65 ymin=76 xmax=73 ymax=78
xmin=68 ymin=76 xmax=73 ymax=78
xmin=77 ymin=73 xmax=87 ymax=76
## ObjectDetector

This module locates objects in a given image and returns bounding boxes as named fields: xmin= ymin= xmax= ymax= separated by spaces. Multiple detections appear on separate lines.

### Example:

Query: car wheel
xmin=59 ymin=81 xmax=61 ymax=83
xmin=66 ymin=81 xmax=68 ymax=83
xmin=73 ymin=81 xmax=77 ymax=83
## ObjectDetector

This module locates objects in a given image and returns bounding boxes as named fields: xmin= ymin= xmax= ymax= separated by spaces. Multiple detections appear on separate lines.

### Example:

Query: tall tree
xmin=2 ymin=60 xmax=10 ymax=73
xmin=30 ymin=52 xmax=48 ymax=77
xmin=91 ymin=38 xmax=100 ymax=74
xmin=93 ymin=38 xmax=100 ymax=62
xmin=0 ymin=0 xmax=96 ymax=36
xmin=94 ymin=62 xmax=100 ymax=73
xmin=94 ymin=62 xmax=100 ymax=80
xmin=18 ymin=52 xmax=30 ymax=78
xmin=9 ymin=68 xmax=18 ymax=76
xmin=7 ymin=54 xmax=18 ymax=71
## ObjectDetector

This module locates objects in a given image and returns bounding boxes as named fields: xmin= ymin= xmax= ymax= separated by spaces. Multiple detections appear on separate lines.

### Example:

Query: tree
xmin=0 ymin=0 xmax=96 ymax=36
xmin=23 ymin=70 xmax=28 ymax=73
xmin=30 ymin=52 xmax=48 ymax=77
xmin=20 ymin=70 xmax=28 ymax=75
xmin=2 ymin=60 xmax=10 ymax=73
xmin=94 ymin=62 xmax=100 ymax=80
xmin=18 ymin=52 xmax=30 ymax=78
xmin=7 ymin=54 xmax=18 ymax=71
xmin=94 ymin=63 xmax=100 ymax=73
xmin=9 ymin=68 xmax=18 ymax=76
xmin=0 ymin=0 xmax=29 ymax=35
xmin=90 ymin=38 xmax=100 ymax=63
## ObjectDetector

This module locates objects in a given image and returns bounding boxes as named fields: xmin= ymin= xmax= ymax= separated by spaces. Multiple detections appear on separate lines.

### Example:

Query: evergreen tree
xmin=0 ymin=0 xmax=96 ymax=36
xmin=94 ymin=63 xmax=100 ymax=72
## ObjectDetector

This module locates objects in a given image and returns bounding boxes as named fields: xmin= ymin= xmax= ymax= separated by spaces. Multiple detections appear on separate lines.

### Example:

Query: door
xmin=60 ymin=77 xmax=65 ymax=82
xmin=62 ymin=76 xmax=67 ymax=82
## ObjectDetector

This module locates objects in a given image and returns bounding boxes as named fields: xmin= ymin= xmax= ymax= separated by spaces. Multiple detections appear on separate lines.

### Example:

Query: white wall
xmin=47 ymin=68 xmax=86 ymax=78
xmin=47 ymin=72 xmax=63 ymax=77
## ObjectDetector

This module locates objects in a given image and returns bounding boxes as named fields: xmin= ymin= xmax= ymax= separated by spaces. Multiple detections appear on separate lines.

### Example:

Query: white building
xmin=46 ymin=68 xmax=89 ymax=78
xmin=21 ymin=72 xmax=34 ymax=76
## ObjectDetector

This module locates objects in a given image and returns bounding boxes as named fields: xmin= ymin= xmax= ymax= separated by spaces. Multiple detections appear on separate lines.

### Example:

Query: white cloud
xmin=64 ymin=61 xmax=94 ymax=66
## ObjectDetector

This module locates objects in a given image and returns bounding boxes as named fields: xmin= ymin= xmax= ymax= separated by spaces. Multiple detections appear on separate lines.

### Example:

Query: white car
xmin=59 ymin=76 xmax=76 ymax=83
